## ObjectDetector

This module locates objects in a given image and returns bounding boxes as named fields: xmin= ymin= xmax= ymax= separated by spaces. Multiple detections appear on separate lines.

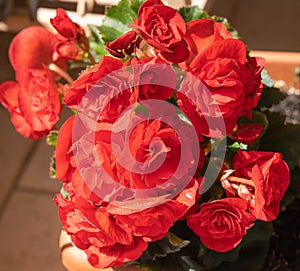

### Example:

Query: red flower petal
xmin=8 ymin=26 xmax=66 ymax=79
xmin=0 ymin=81 xmax=20 ymax=111
xmin=190 ymin=39 xmax=247 ymax=71
xmin=56 ymin=115 xmax=75 ymax=181
xmin=0 ymin=80 xmax=46 ymax=139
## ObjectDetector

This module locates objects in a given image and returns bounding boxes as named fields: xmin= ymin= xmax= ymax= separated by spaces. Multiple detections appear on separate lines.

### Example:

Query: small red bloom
xmin=231 ymin=150 xmax=290 ymax=221
xmin=132 ymin=1 xmax=189 ymax=63
xmin=50 ymin=8 xmax=85 ymax=40
xmin=0 ymin=66 xmax=61 ymax=139
xmin=53 ymin=41 xmax=82 ymax=61
xmin=230 ymin=123 xmax=263 ymax=145
xmin=106 ymin=31 xmax=139 ymax=58
xmin=187 ymin=198 xmax=255 ymax=252
xmin=177 ymin=39 xmax=264 ymax=137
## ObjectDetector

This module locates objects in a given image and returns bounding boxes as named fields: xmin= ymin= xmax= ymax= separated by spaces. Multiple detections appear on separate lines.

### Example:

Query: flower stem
xmin=48 ymin=63 xmax=74 ymax=84
xmin=77 ymin=41 xmax=96 ymax=65
xmin=227 ymin=176 xmax=255 ymax=187
xmin=87 ymin=52 xmax=96 ymax=65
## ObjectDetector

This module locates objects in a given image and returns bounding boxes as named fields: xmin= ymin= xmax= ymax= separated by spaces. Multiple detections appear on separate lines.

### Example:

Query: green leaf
xmin=202 ymin=180 xmax=224 ymax=202
xmin=49 ymin=155 xmax=56 ymax=179
xmin=243 ymin=220 xmax=273 ymax=243
xmin=233 ymin=111 xmax=269 ymax=151
xmin=47 ymin=130 xmax=58 ymax=147
xmin=226 ymin=221 xmax=273 ymax=271
xmin=178 ymin=6 xmax=208 ymax=22
xmin=223 ymin=149 xmax=237 ymax=169
xmin=89 ymin=24 xmax=102 ymax=43
xmin=135 ymin=255 xmax=205 ymax=271
xmin=202 ymin=246 xmax=240 ymax=269
xmin=177 ymin=111 xmax=192 ymax=126
xmin=177 ymin=6 xmax=239 ymax=39
xmin=256 ymin=86 xmax=286 ymax=109
xmin=206 ymin=221 xmax=273 ymax=271
xmin=251 ymin=111 xmax=269 ymax=136
xmin=99 ymin=0 xmax=136 ymax=42
xmin=133 ymin=262 xmax=161 ymax=271
xmin=211 ymin=16 xmax=239 ymax=39
xmin=60 ymin=186 xmax=71 ymax=200
xmin=88 ymin=25 xmax=108 ymax=60
xmin=168 ymin=232 xmax=190 ymax=249
xmin=141 ymin=233 xmax=190 ymax=261
xmin=227 ymin=142 xmax=248 ymax=150
xmin=260 ymin=111 xmax=300 ymax=169
xmin=281 ymin=166 xmax=300 ymax=210
xmin=174 ymin=255 xmax=206 ymax=271
xmin=132 ymin=231 xmax=200 ymax=271
xmin=99 ymin=23 xmax=130 ymax=43
xmin=261 ymin=69 xmax=275 ymax=88
xmin=238 ymin=110 xmax=269 ymax=138
xmin=106 ymin=0 xmax=137 ymax=25
xmin=130 ymin=0 xmax=146 ymax=13
xmin=133 ymin=102 xmax=149 ymax=117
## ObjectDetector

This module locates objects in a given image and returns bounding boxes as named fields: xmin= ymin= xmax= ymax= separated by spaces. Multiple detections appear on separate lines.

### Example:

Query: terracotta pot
xmin=59 ymin=230 xmax=142 ymax=271
xmin=250 ymin=50 xmax=300 ymax=88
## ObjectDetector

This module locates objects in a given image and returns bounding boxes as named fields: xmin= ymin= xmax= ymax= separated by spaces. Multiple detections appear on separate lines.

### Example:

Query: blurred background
xmin=0 ymin=0 xmax=299 ymax=270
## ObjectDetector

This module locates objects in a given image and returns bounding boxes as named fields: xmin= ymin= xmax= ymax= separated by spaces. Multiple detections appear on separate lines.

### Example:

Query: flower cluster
xmin=0 ymin=26 xmax=63 ymax=138
xmin=0 ymin=0 xmax=291 ymax=270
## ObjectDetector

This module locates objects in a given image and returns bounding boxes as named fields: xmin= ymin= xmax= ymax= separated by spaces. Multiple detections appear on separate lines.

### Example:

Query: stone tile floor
xmin=0 ymin=0 xmax=299 ymax=270
xmin=0 ymin=107 xmax=66 ymax=271
xmin=0 ymin=6 xmax=66 ymax=269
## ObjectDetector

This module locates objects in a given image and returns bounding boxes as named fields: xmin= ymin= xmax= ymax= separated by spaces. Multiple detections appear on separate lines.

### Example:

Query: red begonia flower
xmin=8 ymin=26 xmax=66 ymax=81
xmin=187 ymin=198 xmax=255 ymax=252
xmin=0 ymin=66 xmax=61 ymax=139
xmin=50 ymin=8 xmax=85 ymax=40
